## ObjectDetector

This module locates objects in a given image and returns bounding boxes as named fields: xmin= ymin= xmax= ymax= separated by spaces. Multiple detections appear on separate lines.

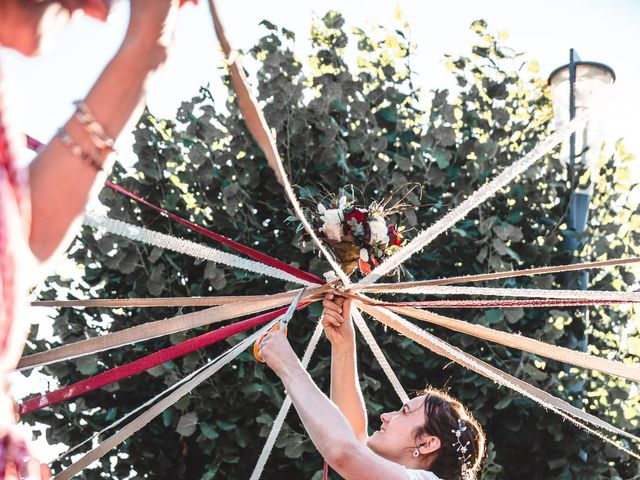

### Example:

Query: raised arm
xmin=322 ymin=293 xmax=368 ymax=442
xmin=27 ymin=0 xmax=185 ymax=263
xmin=259 ymin=330 xmax=408 ymax=480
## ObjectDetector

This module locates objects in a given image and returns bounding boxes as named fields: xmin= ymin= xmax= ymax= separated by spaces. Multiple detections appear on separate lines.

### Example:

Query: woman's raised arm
xmin=259 ymin=330 xmax=408 ymax=480
xmin=322 ymin=293 xmax=368 ymax=442
xmin=27 ymin=0 xmax=186 ymax=264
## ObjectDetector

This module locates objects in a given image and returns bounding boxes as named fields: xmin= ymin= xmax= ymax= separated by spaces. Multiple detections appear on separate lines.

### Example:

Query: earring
xmin=413 ymin=449 xmax=420 ymax=458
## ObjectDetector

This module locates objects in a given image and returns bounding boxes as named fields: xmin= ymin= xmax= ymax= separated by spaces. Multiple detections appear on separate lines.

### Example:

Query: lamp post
xmin=548 ymin=49 xmax=615 ymax=353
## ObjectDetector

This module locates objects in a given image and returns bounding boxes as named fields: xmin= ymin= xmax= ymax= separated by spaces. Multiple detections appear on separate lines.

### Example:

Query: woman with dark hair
xmin=259 ymin=293 xmax=486 ymax=480
xmin=0 ymin=1 xmax=194 ymax=477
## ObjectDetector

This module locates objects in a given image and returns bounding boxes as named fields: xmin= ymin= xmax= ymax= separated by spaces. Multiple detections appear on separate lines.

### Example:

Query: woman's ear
xmin=418 ymin=435 xmax=441 ymax=455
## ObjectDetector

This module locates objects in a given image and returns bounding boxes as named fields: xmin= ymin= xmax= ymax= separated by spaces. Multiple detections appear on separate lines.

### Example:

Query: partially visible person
xmin=0 ymin=1 xmax=195 ymax=477
xmin=259 ymin=293 xmax=485 ymax=480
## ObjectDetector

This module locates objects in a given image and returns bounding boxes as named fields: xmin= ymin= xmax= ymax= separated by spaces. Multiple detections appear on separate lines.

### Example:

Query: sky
xmin=2 ymin=0 xmax=640 ymax=463
xmin=2 ymin=0 xmax=640 ymax=166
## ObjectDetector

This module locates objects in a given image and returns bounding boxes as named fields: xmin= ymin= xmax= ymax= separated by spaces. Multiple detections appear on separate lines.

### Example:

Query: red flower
xmin=387 ymin=224 xmax=402 ymax=246
xmin=345 ymin=208 xmax=368 ymax=224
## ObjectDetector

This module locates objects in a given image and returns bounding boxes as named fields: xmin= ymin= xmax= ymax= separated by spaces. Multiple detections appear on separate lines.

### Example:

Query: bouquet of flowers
xmin=301 ymin=191 xmax=410 ymax=276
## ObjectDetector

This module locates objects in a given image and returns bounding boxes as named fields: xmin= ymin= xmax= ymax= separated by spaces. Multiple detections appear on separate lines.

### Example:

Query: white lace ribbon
xmin=84 ymin=212 xmax=314 ymax=286
xmin=355 ymin=283 xmax=640 ymax=302
xmin=250 ymin=319 xmax=325 ymax=480
xmin=352 ymin=308 xmax=409 ymax=404
xmin=355 ymin=86 xmax=615 ymax=286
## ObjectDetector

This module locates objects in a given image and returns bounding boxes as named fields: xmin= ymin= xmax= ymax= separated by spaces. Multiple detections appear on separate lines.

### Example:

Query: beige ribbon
xmin=208 ymin=0 xmax=350 ymax=286
xmin=358 ymin=302 xmax=640 ymax=452
xmin=31 ymin=295 xmax=268 ymax=309
xmin=19 ymin=286 xmax=325 ymax=371
xmin=387 ymin=305 xmax=640 ymax=382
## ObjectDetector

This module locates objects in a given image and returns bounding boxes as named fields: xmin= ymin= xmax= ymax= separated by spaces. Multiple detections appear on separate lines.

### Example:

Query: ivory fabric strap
xmin=356 ymin=91 xmax=614 ymax=286
xmin=356 ymin=284 xmax=640 ymax=302
xmin=19 ymin=304 xmax=308 ymax=415
xmin=208 ymin=0 xmax=351 ymax=287
xmin=84 ymin=213 xmax=315 ymax=286
xmin=51 ymin=321 xmax=276 ymax=480
xmin=352 ymin=308 xmax=409 ymax=404
xmin=31 ymin=295 xmax=268 ymax=309
xmin=105 ymin=181 xmax=325 ymax=286
xmin=250 ymin=319 xmax=325 ymax=480
xmin=385 ymin=305 xmax=640 ymax=382
xmin=18 ymin=287 xmax=322 ymax=370
xmin=358 ymin=302 xmax=640 ymax=449
xmin=403 ymin=257 xmax=640 ymax=287
xmin=372 ymin=298 xmax=640 ymax=309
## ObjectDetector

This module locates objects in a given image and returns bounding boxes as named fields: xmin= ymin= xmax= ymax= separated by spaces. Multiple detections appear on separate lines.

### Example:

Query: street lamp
xmin=548 ymin=49 xmax=615 ymax=353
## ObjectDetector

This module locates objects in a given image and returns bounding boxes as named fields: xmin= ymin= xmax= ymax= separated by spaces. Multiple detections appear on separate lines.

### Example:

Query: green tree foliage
xmin=25 ymin=13 xmax=640 ymax=480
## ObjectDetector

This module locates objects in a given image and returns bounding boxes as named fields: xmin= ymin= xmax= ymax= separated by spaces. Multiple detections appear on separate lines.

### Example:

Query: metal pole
xmin=565 ymin=48 xmax=590 ymax=356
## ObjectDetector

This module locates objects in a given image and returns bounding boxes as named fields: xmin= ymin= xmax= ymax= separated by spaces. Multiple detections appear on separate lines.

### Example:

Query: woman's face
xmin=367 ymin=395 xmax=429 ymax=462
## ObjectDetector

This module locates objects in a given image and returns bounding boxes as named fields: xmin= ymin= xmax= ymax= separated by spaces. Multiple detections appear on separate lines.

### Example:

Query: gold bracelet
xmin=73 ymin=100 xmax=115 ymax=152
xmin=57 ymin=128 xmax=103 ymax=172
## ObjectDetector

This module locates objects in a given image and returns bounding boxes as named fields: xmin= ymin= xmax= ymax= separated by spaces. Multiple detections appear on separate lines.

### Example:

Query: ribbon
xmin=386 ymin=305 xmax=640 ymax=383
xmin=31 ymin=295 xmax=269 ymax=309
xmin=249 ymin=319 xmax=325 ymax=480
xmin=51 ymin=322 xmax=277 ymax=480
xmin=403 ymin=257 xmax=640 ymax=287
xmin=19 ymin=304 xmax=307 ymax=415
xmin=371 ymin=298 xmax=640 ymax=309
xmin=356 ymin=284 xmax=640 ymax=302
xmin=19 ymin=287 xmax=323 ymax=370
xmin=352 ymin=308 xmax=408 ymax=404
xmin=208 ymin=0 xmax=350 ymax=286
xmin=106 ymin=181 xmax=325 ymax=285
xmin=84 ymin=212 xmax=315 ymax=286
xmin=356 ymin=83 xmax=616 ymax=285
xmin=358 ymin=302 xmax=640 ymax=451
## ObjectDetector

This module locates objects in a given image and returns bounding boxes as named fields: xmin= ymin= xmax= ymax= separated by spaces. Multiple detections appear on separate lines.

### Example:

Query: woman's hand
xmin=259 ymin=329 xmax=305 ymax=381
xmin=121 ymin=0 xmax=196 ymax=65
xmin=322 ymin=293 xmax=354 ymax=349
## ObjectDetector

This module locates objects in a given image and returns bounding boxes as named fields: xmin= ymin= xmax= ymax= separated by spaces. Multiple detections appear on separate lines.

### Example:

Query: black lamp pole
xmin=548 ymin=50 xmax=615 ymax=354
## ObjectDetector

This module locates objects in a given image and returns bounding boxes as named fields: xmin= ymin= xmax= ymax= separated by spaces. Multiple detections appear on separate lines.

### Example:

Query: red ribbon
xmin=373 ymin=298 xmax=639 ymax=309
xmin=25 ymin=135 xmax=324 ymax=286
xmin=19 ymin=304 xmax=307 ymax=415
xmin=105 ymin=181 xmax=325 ymax=285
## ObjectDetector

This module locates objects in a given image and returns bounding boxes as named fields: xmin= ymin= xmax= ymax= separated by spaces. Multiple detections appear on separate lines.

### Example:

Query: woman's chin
xmin=366 ymin=432 xmax=382 ymax=452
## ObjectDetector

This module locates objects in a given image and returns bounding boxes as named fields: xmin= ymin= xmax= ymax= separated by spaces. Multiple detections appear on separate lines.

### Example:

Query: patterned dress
xmin=0 ymin=63 xmax=49 ymax=480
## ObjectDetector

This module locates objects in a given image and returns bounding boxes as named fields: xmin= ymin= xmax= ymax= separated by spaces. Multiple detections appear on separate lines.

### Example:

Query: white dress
xmin=404 ymin=467 xmax=441 ymax=480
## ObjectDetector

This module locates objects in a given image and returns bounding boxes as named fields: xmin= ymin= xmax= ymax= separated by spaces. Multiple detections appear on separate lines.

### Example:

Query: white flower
xmin=360 ymin=248 xmax=369 ymax=262
xmin=369 ymin=217 xmax=389 ymax=245
xmin=321 ymin=208 xmax=344 ymax=242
